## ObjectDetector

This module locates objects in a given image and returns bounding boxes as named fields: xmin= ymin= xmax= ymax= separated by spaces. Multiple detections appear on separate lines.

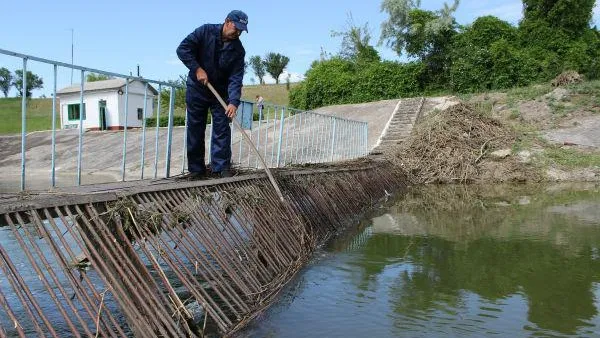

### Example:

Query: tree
xmin=249 ymin=55 xmax=266 ymax=84
xmin=449 ymin=16 xmax=533 ymax=91
xmin=12 ymin=70 xmax=43 ymax=97
xmin=160 ymin=74 xmax=186 ymax=111
xmin=86 ymin=73 xmax=111 ymax=82
xmin=518 ymin=0 xmax=600 ymax=80
xmin=379 ymin=0 xmax=459 ymax=87
xmin=0 ymin=67 xmax=12 ymax=97
xmin=263 ymin=53 xmax=290 ymax=84
xmin=331 ymin=14 xmax=381 ymax=64
xmin=521 ymin=0 xmax=596 ymax=37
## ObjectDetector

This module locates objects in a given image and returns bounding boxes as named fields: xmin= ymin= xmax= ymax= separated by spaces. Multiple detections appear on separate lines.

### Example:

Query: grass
xmin=506 ymin=83 xmax=553 ymax=101
xmin=544 ymin=147 xmax=600 ymax=167
xmin=241 ymin=83 xmax=296 ymax=107
xmin=0 ymin=98 xmax=59 ymax=135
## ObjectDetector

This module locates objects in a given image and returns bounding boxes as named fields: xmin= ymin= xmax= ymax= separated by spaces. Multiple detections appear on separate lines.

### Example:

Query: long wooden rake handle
xmin=206 ymin=82 xmax=285 ymax=202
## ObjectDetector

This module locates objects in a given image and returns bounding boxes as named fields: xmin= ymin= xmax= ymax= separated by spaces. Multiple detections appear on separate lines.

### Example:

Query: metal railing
xmin=0 ymin=48 xmax=368 ymax=191
xmin=228 ymin=105 xmax=368 ymax=169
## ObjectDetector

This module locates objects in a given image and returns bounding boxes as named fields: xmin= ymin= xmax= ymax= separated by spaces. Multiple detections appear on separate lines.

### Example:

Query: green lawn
xmin=0 ymin=98 xmax=59 ymax=135
xmin=242 ymin=83 xmax=296 ymax=106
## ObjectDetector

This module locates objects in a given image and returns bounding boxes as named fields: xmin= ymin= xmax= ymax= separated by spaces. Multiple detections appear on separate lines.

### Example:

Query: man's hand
xmin=225 ymin=104 xmax=237 ymax=118
xmin=195 ymin=68 xmax=208 ymax=85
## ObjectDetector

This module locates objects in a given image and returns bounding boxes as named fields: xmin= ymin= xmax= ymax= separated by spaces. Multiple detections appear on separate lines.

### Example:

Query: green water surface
xmin=239 ymin=183 xmax=600 ymax=338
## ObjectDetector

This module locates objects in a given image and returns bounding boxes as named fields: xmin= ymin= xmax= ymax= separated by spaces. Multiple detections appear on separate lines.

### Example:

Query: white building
xmin=57 ymin=79 xmax=157 ymax=131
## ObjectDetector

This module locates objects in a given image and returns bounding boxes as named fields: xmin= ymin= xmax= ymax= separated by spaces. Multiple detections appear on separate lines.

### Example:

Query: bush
xmin=145 ymin=115 xmax=187 ymax=127
xmin=354 ymin=61 xmax=424 ymax=102
xmin=288 ymin=58 xmax=424 ymax=110
xmin=449 ymin=16 xmax=532 ymax=92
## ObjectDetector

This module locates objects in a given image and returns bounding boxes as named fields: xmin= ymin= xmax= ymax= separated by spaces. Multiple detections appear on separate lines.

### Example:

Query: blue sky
xmin=1 ymin=0 xmax=599 ymax=97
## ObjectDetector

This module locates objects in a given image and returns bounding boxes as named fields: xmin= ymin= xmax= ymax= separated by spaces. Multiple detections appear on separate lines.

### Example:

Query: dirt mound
xmin=392 ymin=103 xmax=531 ymax=184
xmin=551 ymin=71 xmax=583 ymax=87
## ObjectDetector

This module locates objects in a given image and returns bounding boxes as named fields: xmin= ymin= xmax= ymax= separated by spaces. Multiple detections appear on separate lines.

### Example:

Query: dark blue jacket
xmin=177 ymin=24 xmax=245 ymax=107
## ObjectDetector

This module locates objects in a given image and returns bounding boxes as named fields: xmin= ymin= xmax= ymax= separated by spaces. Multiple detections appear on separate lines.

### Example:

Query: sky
xmin=1 ymin=0 xmax=599 ymax=97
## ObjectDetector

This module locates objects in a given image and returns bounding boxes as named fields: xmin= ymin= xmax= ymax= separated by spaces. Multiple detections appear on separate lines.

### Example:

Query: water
xmin=237 ymin=183 xmax=600 ymax=338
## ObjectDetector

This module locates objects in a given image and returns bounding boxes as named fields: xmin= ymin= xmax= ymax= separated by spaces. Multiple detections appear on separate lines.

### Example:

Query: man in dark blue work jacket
xmin=177 ymin=10 xmax=247 ymax=178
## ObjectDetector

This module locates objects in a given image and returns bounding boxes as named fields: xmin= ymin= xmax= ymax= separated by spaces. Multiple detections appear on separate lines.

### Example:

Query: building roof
xmin=57 ymin=78 xmax=158 ymax=95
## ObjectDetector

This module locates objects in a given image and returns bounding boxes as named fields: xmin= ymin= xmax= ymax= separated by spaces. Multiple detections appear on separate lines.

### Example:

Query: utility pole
xmin=137 ymin=64 xmax=140 ymax=77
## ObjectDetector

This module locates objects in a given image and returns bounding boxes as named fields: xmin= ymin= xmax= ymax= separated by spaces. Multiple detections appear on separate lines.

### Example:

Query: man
xmin=255 ymin=94 xmax=264 ymax=111
xmin=177 ymin=10 xmax=248 ymax=178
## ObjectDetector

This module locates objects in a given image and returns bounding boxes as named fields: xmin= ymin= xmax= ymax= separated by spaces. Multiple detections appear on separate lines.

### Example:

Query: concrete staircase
xmin=370 ymin=97 xmax=425 ymax=154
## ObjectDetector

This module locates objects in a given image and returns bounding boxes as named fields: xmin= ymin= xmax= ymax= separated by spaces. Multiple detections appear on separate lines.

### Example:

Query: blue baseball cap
xmin=227 ymin=10 xmax=248 ymax=32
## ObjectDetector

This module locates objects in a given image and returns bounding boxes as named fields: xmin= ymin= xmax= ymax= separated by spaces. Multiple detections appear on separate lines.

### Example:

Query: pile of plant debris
xmin=393 ymin=102 xmax=529 ymax=184
xmin=551 ymin=70 xmax=584 ymax=87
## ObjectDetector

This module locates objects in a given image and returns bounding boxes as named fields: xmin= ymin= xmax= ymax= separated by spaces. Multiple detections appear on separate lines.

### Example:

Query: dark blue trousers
xmin=186 ymin=85 xmax=231 ymax=173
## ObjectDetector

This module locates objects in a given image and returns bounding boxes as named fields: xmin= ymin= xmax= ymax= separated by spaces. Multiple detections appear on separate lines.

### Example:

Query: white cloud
xmin=165 ymin=57 xmax=181 ymax=65
xmin=593 ymin=2 xmax=600 ymax=26
xmin=249 ymin=71 xmax=305 ymax=85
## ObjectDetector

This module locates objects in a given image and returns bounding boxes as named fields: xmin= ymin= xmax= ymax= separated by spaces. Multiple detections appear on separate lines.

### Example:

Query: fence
xmin=0 ymin=48 xmax=368 ymax=191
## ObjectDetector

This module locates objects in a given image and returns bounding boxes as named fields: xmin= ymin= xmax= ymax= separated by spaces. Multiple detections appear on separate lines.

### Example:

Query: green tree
xmin=263 ymin=52 xmax=290 ymax=84
xmin=159 ymin=74 xmax=186 ymax=111
xmin=517 ymin=0 xmax=600 ymax=81
xmin=379 ymin=0 xmax=458 ymax=57
xmin=0 ymin=67 xmax=12 ymax=97
xmin=331 ymin=14 xmax=381 ymax=64
xmin=449 ymin=16 xmax=537 ymax=91
xmin=521 ymin=0 xmax=596 ymax=37
xmin=12 ymin=70 xmax=43 ymax=98
xmin=379 ymin=0 xmax=459 ymax=88
xmin=86 ymin=73 xmax=111 ymax=82
xmin=249 ymin=55 xmax=266 ymax=84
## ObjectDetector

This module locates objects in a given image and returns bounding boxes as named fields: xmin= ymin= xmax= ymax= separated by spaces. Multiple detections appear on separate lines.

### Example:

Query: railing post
xmin=364 ymin=122 xmax=368 ymax=156
xmin=165 ymin=86 xmax=175 ymax=177
xmin=51 ymin=64 xmax=57 ymax=187
xmin=120 ymin=78 xmax=129 ymax=181
xmin=283 ymin=108 xmax=291 ymax=166
xmin=153 ymin=84 xmax=162 ymax=178
xmin=330 ymin=117 xmax=336 ymax=162
xmin=20 ymin=58 xmax=27 ymax=191
xmin=182 ymin=105 xmax=188 ymax=174
xmin=254 ymin=106 xmax=263 ymax=168
xmin=276 ymin=106 xmax=285 ymax=167
xmin=270 ymin=106 xmax=277 ymax=167
xmin=141 ymin=83 xmax=148 ymax=179
xmin=183 ymin=106 xmax=188 ymax=175
xmin=77 ymin=70 xmax=85 ymax=185
xmin=238 ymin=103 xmax=244 ymax=166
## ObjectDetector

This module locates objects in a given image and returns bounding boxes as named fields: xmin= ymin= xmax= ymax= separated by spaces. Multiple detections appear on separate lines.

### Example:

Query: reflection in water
xmin=238 ymin=183 xmax=600 ymax=338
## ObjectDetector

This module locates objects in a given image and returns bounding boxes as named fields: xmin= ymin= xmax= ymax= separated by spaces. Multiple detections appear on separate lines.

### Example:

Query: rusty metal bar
xmin=49 ymin=207 xmax=128 ymax=337
xmin=167 ymin=188 xmax=272 ymax=291
xmin=0 ymin=162 xmax=408 ymax=336
xmin=77 ymin=204 xmax=183 ymax=337
xmin=1 ymin=214 xmax=59 ymax=337
xmin=119 ymin=202 xmax=232 ymax=332
xmin=0 ymin=288 xmax=25 ymax=337
xmin=13 ymin=212 xmax=90 ymax=338
xmin=136 ymin=191 xmax=236 ymax=330
xmin=61 ymin=205 xmax=157 ymax=338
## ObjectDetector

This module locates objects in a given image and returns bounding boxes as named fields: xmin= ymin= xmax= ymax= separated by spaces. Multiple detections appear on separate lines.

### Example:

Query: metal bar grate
xmin=0 ymin=162 xmax=407 ymax=336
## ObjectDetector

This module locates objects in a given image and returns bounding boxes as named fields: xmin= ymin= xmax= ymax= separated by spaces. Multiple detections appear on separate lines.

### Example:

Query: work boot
xmin=219 ymin=169 xmax=233 ymax=178
xmin=177 ymin=171 xmax=206 ymax=181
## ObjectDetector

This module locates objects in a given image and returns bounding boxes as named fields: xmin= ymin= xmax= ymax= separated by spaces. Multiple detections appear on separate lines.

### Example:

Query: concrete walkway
xmin=1 ymin=97 xmax=458 ymax=192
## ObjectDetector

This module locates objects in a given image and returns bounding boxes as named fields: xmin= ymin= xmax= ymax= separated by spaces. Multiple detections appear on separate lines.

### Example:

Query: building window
xmin=67 ymin=103 xmax=86 ymax=120
xmin=137 ymin=108 xmax=143 ymax=120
